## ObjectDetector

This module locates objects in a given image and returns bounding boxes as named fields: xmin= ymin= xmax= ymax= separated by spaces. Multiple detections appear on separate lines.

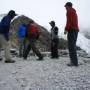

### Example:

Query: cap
xmin=65 ymin=2 xmax=73 ymax=7
xmin=8 ymin=10 xmax=17 ymax=16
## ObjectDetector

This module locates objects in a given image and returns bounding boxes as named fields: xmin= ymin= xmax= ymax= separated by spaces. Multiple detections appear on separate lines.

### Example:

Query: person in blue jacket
xmin=0 ymin=10 xmax=17 ymax=63
xmin=18 ymin=23 xmax=27 ymax=57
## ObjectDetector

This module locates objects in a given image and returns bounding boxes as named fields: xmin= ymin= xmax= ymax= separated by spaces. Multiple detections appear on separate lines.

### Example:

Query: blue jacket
xmin=0 ymin=15 xmax=12 ymax=41
xmin=18 ymin=24 xmax=26 ymax=38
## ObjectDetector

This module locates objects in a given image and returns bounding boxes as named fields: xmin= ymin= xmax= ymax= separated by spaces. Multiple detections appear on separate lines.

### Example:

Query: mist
xmin=0 ymin=0 xmax=90 ymax=32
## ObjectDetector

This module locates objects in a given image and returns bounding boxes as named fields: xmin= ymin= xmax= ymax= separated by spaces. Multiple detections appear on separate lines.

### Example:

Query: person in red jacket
xmin=64 ymin=2 xmax=79 ymax=66
xmin=23 ymin=21 xmax=43 ymax=60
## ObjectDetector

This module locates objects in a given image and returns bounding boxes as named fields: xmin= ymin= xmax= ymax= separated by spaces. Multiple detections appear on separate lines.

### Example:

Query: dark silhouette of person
xmin=49 ymin=21 xmax=59 ymax=59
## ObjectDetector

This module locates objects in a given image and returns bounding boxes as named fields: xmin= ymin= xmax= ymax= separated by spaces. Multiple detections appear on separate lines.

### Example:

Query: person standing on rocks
xmin=18 ymin=23 xmax=27 ymax=57
xmin=49 ymin=21 xmax=59 ymax=59
xmin=64 ymin=2 xmax=79 ymax=66
xmin=0 ymin=10 xmax=17 ymax=63
xmin=23 ymin=21 xmax=43 ymax=60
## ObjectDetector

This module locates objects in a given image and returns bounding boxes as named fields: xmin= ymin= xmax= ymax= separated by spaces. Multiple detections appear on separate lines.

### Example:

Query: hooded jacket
xmin=51 ymin=26 xmax=58 ymax=40
xmin=0 ymin=15 xmax=12 ymax=41
xmin=65 ymin=7 xmax=79 ymax=31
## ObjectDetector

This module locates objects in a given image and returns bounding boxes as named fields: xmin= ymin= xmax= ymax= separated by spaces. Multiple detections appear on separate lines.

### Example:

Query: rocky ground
xmin=0 ymin=50 xmax=90 ymax=90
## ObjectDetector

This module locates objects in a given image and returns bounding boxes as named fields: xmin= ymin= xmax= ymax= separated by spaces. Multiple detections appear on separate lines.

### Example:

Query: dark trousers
xmin=67 ymin=30 xmax=78 ymax=65
xmin=23 ymin=39 xmax=43 ymax=59
xmin=51 ymin=38 xmax=59 ymax=58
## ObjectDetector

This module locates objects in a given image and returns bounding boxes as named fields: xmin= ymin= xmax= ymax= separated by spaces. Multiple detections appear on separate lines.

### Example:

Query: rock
xmin=10 ymin=15 xmax=68 ymax=51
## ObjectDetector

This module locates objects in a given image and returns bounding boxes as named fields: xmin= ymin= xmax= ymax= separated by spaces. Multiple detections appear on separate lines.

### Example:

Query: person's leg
xmin=31 ymin=40 xmax=43 ymax=60
xmin=19 ymin=38 xmax=23 ymax=57
xmin=67 ymin=30 xmax=78 ymax=66
xmin=53 ymin=39 xmax=59 ymax=58
xmin=51 ymin=41 xmax=55 ymax=58
xmin=72 ymin=31 xmax=78 ymax=65
xmin=0 ymin=35 xmax=15 ymax=63
xmin=18 ymin=38 xmax=25 ymax=57
xmin=4 ymin=41 xmax=11 ymax=60
xmin=23 ymin=41 xmax=31 ymax=59
xmin=23 ymin=38 xmax=29 ymax=56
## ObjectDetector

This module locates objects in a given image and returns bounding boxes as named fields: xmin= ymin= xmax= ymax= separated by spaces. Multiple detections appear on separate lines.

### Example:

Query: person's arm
xmin=1 ymin=16 xmax=11 ymax=41
xmin=65 ymin=11 xmax=71 ymax=30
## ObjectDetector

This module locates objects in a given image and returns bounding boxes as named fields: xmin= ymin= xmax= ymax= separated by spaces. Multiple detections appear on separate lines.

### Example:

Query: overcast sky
xmin=0 ymin=0 xmax=90 ymax=33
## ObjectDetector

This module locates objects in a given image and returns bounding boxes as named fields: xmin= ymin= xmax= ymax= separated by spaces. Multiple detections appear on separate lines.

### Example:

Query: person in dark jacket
xmin=0 ymin=10 xmax=17 ymax=63
xmin=64 ymin=2 xmax=79 ymax=66
xmin=49 ymin=21 xmax=59 ymax=58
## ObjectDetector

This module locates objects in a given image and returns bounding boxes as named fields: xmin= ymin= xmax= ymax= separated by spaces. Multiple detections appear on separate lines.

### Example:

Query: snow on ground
xmin=60 ymin=32 xmax=90 ymax=55
xmin=77 ymin=33 xmax=90 ymax=54
xmin=0 ymin=55 xmax=90 ymax=90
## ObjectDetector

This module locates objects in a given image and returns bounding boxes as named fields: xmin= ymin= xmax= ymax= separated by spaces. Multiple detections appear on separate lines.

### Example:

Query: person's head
xmin=64 ymin=2 xmax=73 ymax=10
xmin=49 ymin=21 xmax=55 ymax=27
xmin=8 ymin=10 xmax=17 ymax=19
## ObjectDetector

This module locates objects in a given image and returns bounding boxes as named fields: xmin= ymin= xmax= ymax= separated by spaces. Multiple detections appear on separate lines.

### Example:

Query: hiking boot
xmin=23 ymin=57 xmax=27 ymax=60
xmin=51 ymin=56 xmax=59 ymax=59
xmin=5 ymin=59 xmax=15 ymax=63
xmin=37 ymin=56 xmax=43 ymax=60
xmin=67 ymin=63 xmax=78 ymax=67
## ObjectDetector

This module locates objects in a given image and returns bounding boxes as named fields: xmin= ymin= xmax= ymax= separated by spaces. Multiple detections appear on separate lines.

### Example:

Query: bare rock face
xmin=10 ymin=15 xmax=51 ymax=51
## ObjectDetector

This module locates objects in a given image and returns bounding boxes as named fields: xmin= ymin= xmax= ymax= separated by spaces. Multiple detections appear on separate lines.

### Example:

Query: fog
xmin=0 ymin=0 xmax=90 ymax=32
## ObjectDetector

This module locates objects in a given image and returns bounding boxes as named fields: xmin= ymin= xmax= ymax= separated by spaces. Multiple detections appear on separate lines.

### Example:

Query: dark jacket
xmin=65 ymin=7 xmax=79 ymax=31
xmin=0 ymin=15 xmax=12 ymax=41
xmin=51 ymin=26 xmax=59 ymax=40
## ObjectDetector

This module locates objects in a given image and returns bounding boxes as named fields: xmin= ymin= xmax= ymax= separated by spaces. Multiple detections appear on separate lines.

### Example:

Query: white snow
xmin=60 ymin=32 xmax=90 ymax=55
xmin=77 ymin=33 xmax=90 ymax=54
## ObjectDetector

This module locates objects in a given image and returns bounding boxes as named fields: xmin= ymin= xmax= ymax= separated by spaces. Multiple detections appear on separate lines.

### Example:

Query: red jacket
xmin=27 ymin=24 xmax=40 ymax=39
xmin=65 ymin=8 xmax=79 ymax=31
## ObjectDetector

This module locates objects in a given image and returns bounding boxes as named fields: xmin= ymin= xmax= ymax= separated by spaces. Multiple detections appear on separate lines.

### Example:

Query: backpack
xmin=27 ymin=24 xmax=40 ymax=39
xmin=18 ymin=24 xmax=27 ymax=38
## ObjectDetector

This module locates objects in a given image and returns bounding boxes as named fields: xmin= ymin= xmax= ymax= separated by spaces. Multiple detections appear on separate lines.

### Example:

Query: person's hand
xmin=64 ymin=30 xmax=67 ymax=35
